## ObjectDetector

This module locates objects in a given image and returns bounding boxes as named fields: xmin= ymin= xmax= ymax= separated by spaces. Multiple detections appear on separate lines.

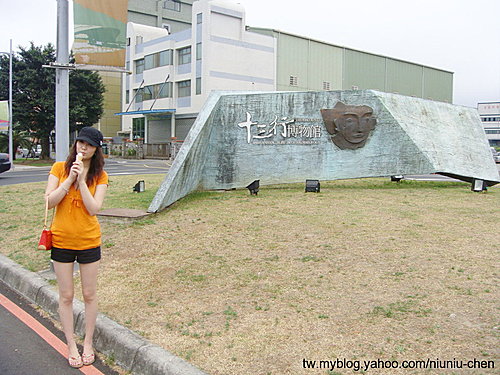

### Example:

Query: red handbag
xmin=38 ymin=229 xmax=52 ymax=251
xmin=38 ymin=196 xmax=53 ymax=251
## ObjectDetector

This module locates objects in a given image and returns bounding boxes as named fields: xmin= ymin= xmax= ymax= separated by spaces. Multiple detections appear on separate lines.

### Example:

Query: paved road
xmin=1 ymin=158 xmax=498 ymax=187
xmin=0 ymin=158 xmax=172 ymax=186
xmin=0 ymin=279 xmax=119 ymax=375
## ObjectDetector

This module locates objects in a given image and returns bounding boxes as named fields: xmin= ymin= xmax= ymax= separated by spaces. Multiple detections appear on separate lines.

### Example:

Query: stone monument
xmin=149 ymin=90 xmax=499 ymax=212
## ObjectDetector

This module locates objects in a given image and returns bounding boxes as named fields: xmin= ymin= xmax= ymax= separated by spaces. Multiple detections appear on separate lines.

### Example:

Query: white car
xmin=16 ymin=145 xmax=41 ymax=158
xmin=491 ymin=147 xmax=500 ymax=163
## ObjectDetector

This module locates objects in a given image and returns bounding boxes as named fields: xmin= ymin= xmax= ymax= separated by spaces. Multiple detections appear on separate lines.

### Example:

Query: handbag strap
xmin=43 ymin=195 xmax=55 ymax=230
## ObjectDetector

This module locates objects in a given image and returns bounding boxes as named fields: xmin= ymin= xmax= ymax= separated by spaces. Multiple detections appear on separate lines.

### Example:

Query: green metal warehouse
xmin=248 ymin=27 xmax=452 ymax=102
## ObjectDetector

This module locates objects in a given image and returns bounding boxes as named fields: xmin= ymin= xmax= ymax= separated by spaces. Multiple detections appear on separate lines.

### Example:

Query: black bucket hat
xmin=75 ymin=127 xmax=103 ymax=148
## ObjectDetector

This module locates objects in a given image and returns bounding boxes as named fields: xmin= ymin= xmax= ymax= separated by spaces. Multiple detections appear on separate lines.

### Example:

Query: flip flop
xmin=82 ymin=352 xmax=95 ymax=366
xmin=68 ymin=354 xmax=83 ymax=368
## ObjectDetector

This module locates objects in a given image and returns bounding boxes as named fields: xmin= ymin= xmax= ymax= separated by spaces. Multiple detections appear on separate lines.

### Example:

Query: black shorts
xmin=51 ymin=246 xmax=101 ymax=264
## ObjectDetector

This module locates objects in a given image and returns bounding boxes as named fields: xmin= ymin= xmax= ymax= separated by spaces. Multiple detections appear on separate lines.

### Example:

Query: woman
xmin=45 ymin=127 xmax=108 ymax=368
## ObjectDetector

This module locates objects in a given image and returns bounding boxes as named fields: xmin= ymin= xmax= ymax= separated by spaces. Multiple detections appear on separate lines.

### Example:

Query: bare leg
xmin=80 ymin=260 xmax=100 ymax=359
xmin=53 ymin=261 xmax=80 ymax=362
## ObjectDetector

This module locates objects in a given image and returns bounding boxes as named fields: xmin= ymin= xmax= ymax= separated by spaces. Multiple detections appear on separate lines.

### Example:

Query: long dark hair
xmin=64 ymin=143 xmax=105 ymax=186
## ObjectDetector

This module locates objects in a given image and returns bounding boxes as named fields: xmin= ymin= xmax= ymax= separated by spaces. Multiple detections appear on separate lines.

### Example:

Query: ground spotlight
xmin=246 ymin=180 xmax=260 ymax=195
xmin=391 ymin=175 xmax=404 ymax=182
xmin=133 ymin=180 xmax=145 ymax=193
xmin=305 ymin=179 xmax=320 ymax=192
xmin=471 ymin=179 xmax=487 ymax=192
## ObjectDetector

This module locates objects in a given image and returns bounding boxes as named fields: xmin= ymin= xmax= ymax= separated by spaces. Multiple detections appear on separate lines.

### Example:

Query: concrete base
xmin=97 ymin=208 xmax=152 ymax=223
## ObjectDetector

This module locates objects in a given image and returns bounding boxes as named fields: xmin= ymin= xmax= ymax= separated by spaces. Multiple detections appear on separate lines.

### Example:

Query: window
xmin=196 ymin=43 xmax=202 ymax=61
xmin=145 ymin=54 xmax=156 ymax=70
xmin=137 ymin=83 xmax=173 ymax=101
xmin=143 ymin=50 xmax=173 ymax=71
xmin=136 ymin=36 xmax=143 ymax=45
xmin=134 ymin=88 xmax=143 ymax=103
xmin=323 ymin=81 xmax=331 ymax=90
xmin=158 ymin=82 xmax=173 ymax=98
xmin=143 ymin=85 xmax=154 ymax=101
xmin=196 ymin=77 xmax=201 ymax=95
xmin=132 ymin=118 xmax=145 ymax=140
xmin=125 ymin=90 xmax=130 ymax=104
xmin=135 ymin=59 xmax=145 ymax=74
xmin=177 ymin=80 xmax=191 ymax=97
xmin=197 ymin=13 xmax=202 ymax=24
xmin=164 ymin=0 xmax=180 ymax=11
xmin=159 ymin=50 xmax=173 ymax=66
xmin=178 ymin=46 xmax=191 ymax=65
xmin=161 ymin=23 xmax=171 ymax=33
xmin=289 ymin=76 xmax=298 ymax=86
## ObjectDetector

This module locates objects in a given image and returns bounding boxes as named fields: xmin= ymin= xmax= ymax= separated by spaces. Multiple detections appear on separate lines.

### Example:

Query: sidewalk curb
xmin=10 ymin=165 xmax=51 ymax=171
xmin=0 ymin=254 xmax=208 ymax=375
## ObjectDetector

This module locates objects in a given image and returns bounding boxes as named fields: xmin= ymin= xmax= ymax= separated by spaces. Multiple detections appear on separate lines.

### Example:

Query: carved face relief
xmin=321 ymin=102 xmax=377 ymax=149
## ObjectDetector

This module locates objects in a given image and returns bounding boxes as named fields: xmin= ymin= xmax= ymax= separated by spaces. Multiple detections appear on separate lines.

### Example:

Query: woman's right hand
xmin=68 ymin=160 xmax=81 ymax=183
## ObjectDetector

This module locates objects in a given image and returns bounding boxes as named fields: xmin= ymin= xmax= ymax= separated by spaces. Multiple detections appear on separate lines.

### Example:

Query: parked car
xmin=16 ymin=145 xmax=41 ymax=158
xmin=33 ymin=145 xmax=42 ymax=158
xmin=0 ymin=153 xmax=11 ymax=173
xmin=17 ymin=147 xmax=29 ymax=158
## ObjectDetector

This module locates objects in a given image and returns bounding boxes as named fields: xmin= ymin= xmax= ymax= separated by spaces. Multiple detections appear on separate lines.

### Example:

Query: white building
xmin=478 ymin=102 xmax=500 ymax=147
xmin=119 ymin=0 xmax=453 ymax=153
xmin=119 ymin=0 xmax=276 ymax=144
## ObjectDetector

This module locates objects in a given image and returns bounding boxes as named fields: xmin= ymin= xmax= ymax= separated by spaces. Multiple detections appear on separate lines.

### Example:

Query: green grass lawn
xmin=13 ymin=158 xmax=54 ymax=167
xmin=1 ymin=176 xmax=498 ymax=374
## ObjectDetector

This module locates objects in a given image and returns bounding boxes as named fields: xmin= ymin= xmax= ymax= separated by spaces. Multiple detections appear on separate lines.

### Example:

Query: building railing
xmin=107 ymin=140 xmax=183 ymax=160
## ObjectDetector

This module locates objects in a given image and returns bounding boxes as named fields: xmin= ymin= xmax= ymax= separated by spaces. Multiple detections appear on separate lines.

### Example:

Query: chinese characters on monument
xmin=238 ymin=112 xmax=322 ymax=145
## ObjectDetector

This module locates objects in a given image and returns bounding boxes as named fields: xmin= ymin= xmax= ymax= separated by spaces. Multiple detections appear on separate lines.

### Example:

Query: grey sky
xmin=1 ymin=0 xmax=498 ymax=107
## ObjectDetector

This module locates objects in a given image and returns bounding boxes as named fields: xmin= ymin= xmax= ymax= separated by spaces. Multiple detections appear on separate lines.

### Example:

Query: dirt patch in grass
xmin=1 ymin=177 xmax=499 ymax=374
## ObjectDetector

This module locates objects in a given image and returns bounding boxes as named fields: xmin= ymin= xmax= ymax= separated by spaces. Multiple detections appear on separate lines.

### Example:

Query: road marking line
xmin=142 ymin=164 xmax=170 ymax=169
xmin=0 ymin=292 xmax=103 ymax=374
xmin=5 ymin=173 xmax=51 ymax=177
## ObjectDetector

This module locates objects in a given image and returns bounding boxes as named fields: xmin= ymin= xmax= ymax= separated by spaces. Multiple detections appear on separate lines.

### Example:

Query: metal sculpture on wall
xmin=321 ymin=102 xmax=377 ymax=150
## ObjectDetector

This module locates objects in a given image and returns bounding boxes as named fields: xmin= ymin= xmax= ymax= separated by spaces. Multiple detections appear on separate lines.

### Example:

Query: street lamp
xmin=0 ymin=39 xmax=13 ymax=170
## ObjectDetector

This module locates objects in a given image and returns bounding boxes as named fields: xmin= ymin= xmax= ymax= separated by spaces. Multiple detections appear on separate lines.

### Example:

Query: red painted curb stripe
xmin=0 ymin=292 xmax=104 ymax=375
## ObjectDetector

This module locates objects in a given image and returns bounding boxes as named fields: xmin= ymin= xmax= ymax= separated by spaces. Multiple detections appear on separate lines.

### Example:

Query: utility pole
xmin=1 ymin=41 xmax=13 ymax=169
xmin=55 ymin=0 xmax=70 ymax=161
xmin=8 ymin=39 xmax=12 ymax=169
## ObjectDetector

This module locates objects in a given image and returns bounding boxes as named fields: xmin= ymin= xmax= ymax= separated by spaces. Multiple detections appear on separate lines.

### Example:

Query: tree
xmin=0 ymin=126 xmax=32 ymax=159
xmin=69 ymin=67 xmax=105 ymax=130
xmin=0 ymin=43 xmax=105 ymax=159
